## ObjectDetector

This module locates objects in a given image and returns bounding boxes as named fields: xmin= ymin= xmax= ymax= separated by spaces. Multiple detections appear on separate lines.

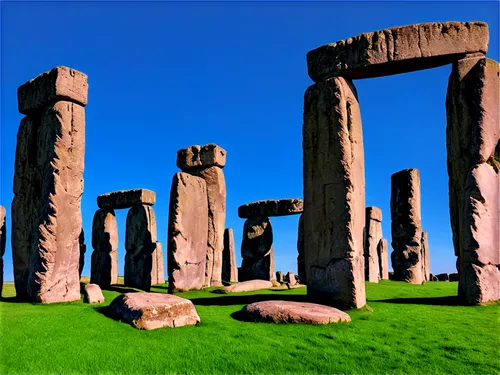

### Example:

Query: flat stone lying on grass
xmin=241 ymin=300 xmax=351 ymax=324
xmin=83 ymin=284 xmax=104 ymax=304
xmin=222 ymin=280 xmax=273 ymax=293
xmin=109 ymin=292 xmax=200 ymax=330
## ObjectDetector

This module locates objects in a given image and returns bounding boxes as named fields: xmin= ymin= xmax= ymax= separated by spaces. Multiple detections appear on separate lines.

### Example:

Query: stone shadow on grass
xmin=371 ymin=295 xmax=459 ymax=306
xmin=190 ymin=293 xmax=310 ymax=307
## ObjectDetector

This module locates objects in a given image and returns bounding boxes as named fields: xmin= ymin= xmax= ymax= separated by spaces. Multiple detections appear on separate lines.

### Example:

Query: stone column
xmin=222 ymin=228 xmax=238 ymax=282
xmin=177 ymin=144 xmax=227 ymax=287
xmin=167 ymin=172 xmax=208 ymax=292
xmin=153 ymin=242 xmax=165 ymax=285
xmin=297 ymin=213 xmax=305 ymax=283
xmin=377 ymin=238 xmax=389 ymax=280
xmin=79 ymin=228 xmax=86 ymax=278
xmin=90 ymin=209 xmax=118 ymax=288
xmin=240 ymin=216 xmax=274 ymax=281
xmin=390 ymin=168 xmax=424 ymax=284
xmin=364 ymin=207 xmax=382 ymax=283
xmin=446 ymin=56 xmax=500 ymax=305
xmin=12 ymin=67 xmax=87 ymax=303
xmin=421 ymin=231 xmax=430 ymax=282
xmin=303 ymin=76 xmax=366 ymax=309
xmin=124 ymin=204 xmax=157 ymax=291
xmin=1 ymin=206 xmax=6 ymax=296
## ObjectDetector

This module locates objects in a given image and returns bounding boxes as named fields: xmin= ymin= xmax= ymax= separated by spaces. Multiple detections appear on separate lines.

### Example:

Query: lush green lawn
xmin=1 ymin=280 xmax=498 ymax=375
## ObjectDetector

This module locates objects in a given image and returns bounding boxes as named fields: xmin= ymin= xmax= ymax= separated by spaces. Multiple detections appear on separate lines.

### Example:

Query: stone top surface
xmin=238 ymin=198 xmax=303 ymax=219
xmin=223 ymin=280 xmax=274 ymax=293
xmin=97 ymin=189 xmax=156 ymax=210
xmin=18 ymin=66 xmax=88 ymax=115
xmin=366 ymin=206 xmax=382 ymax=222
xmin=177 ymin=144 xmax=226 ymax=170
xmin=307 ymin=21 xmax=489 ymax=82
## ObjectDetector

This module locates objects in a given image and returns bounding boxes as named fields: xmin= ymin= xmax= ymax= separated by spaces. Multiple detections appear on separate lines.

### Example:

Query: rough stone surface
xmin=378 ymin=238 xmax=389 ymax=280
xmin=364 ymin=206 xmax=382 ymax=283
xmin=303 ymin=76 xmax=366 ymax=309
xmin=240 ymin=216 xmax=274 ymax=281
xmin=124 ymin=204 xmax=157 ymax=291
xmin=276 ymin=271 xmax=284 ymax=283
xmin=97 ymin=189 xmax=156 ymax=210
xmin=0 ymin=206 xmax=6 ymax=295
xmin=222 ymin=228 xmax=238 ymax=282
xmin=297 ymin=213 xmax=305 ymax=282
xmin=241 ymin=300 xmax=351 ymax=324
xmin=84 ymin=283 xmax=104 ymax=304
xmin=307 ymin=21 xmax=489 ymax=82
xmin=446 ymin=56 xmax=500 ymax=305
xmin=223 ymin=280 xmax=273 ymax=293
xmin=18 ymin=66 xmax=88 ymax=115
xmin=421 ymin=231 xmax=430 ymax=281
xmin=109 ymin=292 xmax=200 ymax=330
xmin=177 ymin=144 xmax=227 ymax=170
xmin=437 ymin=273 xmax=450 ymax=282
xmin=90 ymin=209 xmax=118 ymax=288
xmin=286 ymin=272 xmax=297 ymax=286
xmin=238 ymin=199 xmax=303 ymax=219
xmin=12 ymin=99 xmax=85 ymax=303
xmin=79 ymin=229 xmax=86 ymax=278
xmin=390 ymin=168 xmax=424 ymax=284
xmin=151 ymin=242 xmax=165 ymax=285
xmin=167 ymin=173 xmax=208 ymax=292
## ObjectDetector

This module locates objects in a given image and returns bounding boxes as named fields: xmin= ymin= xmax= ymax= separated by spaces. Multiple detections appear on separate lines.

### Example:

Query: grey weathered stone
xmin=177 ymin=144 xmax=226 ymax=170
xmin=18 ymin=66 xmax=88 ymax=115
xmin=90 ymin=209 xmax=118 ymax=288
xmin=168 ymin=172 xmax=208 ymax=292
xmin=377 ymin=238 xmax=389 ymax=280
xmin=79 ymin=228 xmax=86 ymax=278
xmin=83 ymin=283 xmax=105 ymax=304
xmin=446 ymin=56 xmax=500 ymax=305
xmin=238 ymin=199 xmax=303 ymax=219
xmin=124 ymin=204 xmax=157 ymax=291
xmin=240 ymin=216 xmax=274 ymax=281
xmin=364 ymin=206 xmax=382 ymax=283
xmin=390 ymin=168 xmax=424 ymax=284
xmin=297 ymin=213 xmax=305 ymax=283
xmin=0 ymin=206 xmax=6 ymax=295
xmin=307 ymin=21 xmax=489 ymax=82
xmin=421 ymin=231 xmax=430 ymax=281
xmin=303 ymin=76 xmax=366 ymax=309
xmin=97 ymin=189 xmax=156 ymax=210
xmin=222 ymin=228 xmax=237 ymax=282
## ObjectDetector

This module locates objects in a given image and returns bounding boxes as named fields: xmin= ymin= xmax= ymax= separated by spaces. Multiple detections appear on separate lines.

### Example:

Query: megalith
xmin=222 ymin=228 xmax=238 ymax=283
xmin=177 ymin=144 xmax=227 ymax=287
xmin=377 ymin=238 xmax=389 ymax=280
xmin=0 ymin=206 xmax=6 ymax=296
xmin=240 ymin=216 xmax=274 ymax=281
xmin=167 ymin=172 xmax=208 ymax=292
xmin=446 ymin=56 xmax=500 ymax=305
xmin=303 ymin=76 xmax=366 ymax=309
xmin=90 ymin=209 xmax=118 ymax=288
xmin=297 ymin=213 xmax=305 ymax=283
xmin=364 ymin=207 xmax=383 ymax=283
xmin=79 ymin=228 xmax=86 ymax=278
xmin=12 ymin=66 xmax=87 ymax=303
xmin=152 ymin=242 xmax=165 ymax=285
xmin=421 ymin=231 xmax=430 ymax=281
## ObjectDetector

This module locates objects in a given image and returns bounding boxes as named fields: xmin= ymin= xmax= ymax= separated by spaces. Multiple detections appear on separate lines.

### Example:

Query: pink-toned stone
xmin=222 ymin=228 xmax=238 ymax=282
xmin=223 ymin=279 xmax=273 ymax=293
xmin=90 ymin=209 xmax=118 ymax=288
xmin=152 ymin=242 xmax=165 ymax=285
xmin=97 ymin=189 xmax=156 ymax=210
xmin=83 ymin=283 xmax=105 ymax=304
xmin=177 ymin=144 xmax=227 ymax=169
xmin=238 ymin=198 xmax=303 ymax=219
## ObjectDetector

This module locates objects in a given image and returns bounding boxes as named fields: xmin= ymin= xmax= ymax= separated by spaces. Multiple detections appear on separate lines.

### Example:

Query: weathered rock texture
xmin=276 ymin=271 xmax=284 ymax=283
xmin=286 ymin=272 xmax=297 ymax=286
xmin=152 ymin=242 xmax=165 ymax=285
xmin=377 ymin=238 xmax=389 ymax=280
xmin=364 ymin=207 xmax=382 ymax=283
xmin=109 ymin=293 xmax=200 ymax=330
xmin=177 ymin=144 xmax=226 ymax=170
xmin=437 ymin=273 xmax=450 ymax=282
xmin=0 ymin=206 xmax=6 ymax=295
xmin=90 ymin=209 xmax=118 ymax=288
xmin=390 ymin=168 xmax=424 ymax=284
xmin=303 ymin=76 xmax=366 ymax=309
xmin=238 ymin=198 xmax=303 ymax=219
xmin=79 ymin=229 xmax=86 ymax=278
xmin=446 ymin=56 xmax=500 ymax=305
xmin=421 ymin=231 xmax=430 ymax=281
xmin=240 ymin=216 xmax=274 ymax=281
xmin=241 ymin=301 xmax=351 ymax=324
xmin=168 ymin=173 xmax=208 ymax=292
xmin=124 ymin=204 xmax=157 ymax=291
xmin=297 ymin=213 xmax=305 ymax=282
xmin=97 ymin=189 xmax=156 ymax=210
xmin=222 ymin=228 xmax=238 ymax=282
xmin=84 ymin=283 xmax=104 ymax=304
xmin=223 ymin=279 xmax=273 ymax=293
xmin=12 ymin=67 xmax=87 ymax=303
xmin=307 ymin=21 xmax=489 ymax=82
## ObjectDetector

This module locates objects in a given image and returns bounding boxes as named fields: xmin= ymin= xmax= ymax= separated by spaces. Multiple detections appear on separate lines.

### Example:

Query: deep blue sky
xmin=1 ymin=1 xmax=499 ymax=281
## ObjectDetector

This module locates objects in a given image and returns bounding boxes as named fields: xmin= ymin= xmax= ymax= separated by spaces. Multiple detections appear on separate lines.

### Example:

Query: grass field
xmin=1 ymin=280 xmax=499 ymax=375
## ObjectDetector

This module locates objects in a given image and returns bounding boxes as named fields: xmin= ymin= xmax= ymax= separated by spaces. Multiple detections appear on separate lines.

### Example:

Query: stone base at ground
xmin=84 ymin=284 xmax=104 ymax=304
xmin=222 ymin=280 xmax=273 ymax=293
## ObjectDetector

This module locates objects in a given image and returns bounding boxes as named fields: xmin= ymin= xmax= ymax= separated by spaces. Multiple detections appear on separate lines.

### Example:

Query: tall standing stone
xmin=390 ymin=168 xmax=424 ymax=284
xmin=447 ymin=56 xmax=500 ymax=305
xmin=12 ymin=66 xmax=87 ymax=303
xmin=90 ymin=209 xmax=118 ymax=288
xmin=303 ymin=76 xmax=366 ymax=309
xmin=421 ymin=231 xmax=430 ymax=281
xmin=222 ymin=228 xmax=238 ymax=282
xmin=240 ymin=216 xmax=274 ymax=281
xmin=364 ymin=207 xmax=382 ymax=283
xmin=152 ymin=242 xmax=165 ymax=285
xmin=79 ymin=228 xmax=86 ymax=278
xmin=168 ymin=172 xmax=208 ymax=292
xmin=377 ymin=238 xmax=389 ymax=280
xmin=297 ymin=213 xmax=305 ymax=283
xmin=0 ymin=206 xmax=6 ymax=296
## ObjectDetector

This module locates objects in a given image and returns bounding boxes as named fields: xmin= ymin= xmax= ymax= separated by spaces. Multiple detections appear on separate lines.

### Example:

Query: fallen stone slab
xmin=222 ymin=280 xmax=273 ymax=293
xmin=177 ymin=144 xmax=227 ymax=170
xmin=109 ymin=292 xmax=200 ymax=330
xmin=307 ymin=21 xmax=489 ymax=82
xmin=97 ymin=189 xmax=156 ymax=210
xmin=83 ymin=284 xmax=105 ymax=304
xmin=238 ymin=198 xmax=303 ymax=219
xmin=240 ymin=300 xmax=351 ymax=324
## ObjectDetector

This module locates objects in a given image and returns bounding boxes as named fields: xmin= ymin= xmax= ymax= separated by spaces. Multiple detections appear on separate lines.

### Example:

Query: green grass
xmin=1 ymin=280 xmax=499 ymax=375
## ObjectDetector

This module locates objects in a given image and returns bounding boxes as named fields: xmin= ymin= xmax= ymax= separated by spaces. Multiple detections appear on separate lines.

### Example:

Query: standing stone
xmin=303 ymin=76 xmax=366 ymax=309
xmin=125 ymin=204 xmax=157 ymax=291
xmin=240 ymin=216 xmax=274 ymax=281
xmin=297 ymin=213 xmax=305 ymax=283
xmin=152 ymin=242 xmax=165 ymax=285
xmin=446 ymin=56 xmax=500 ymax=305
xmin=168 ymin=172 xmax=208 ymax=292
xmin=90 ymin=209 xmax=118 ymax=288
xmin=79 ymin=228 xmax=86 ymax=278
xmin=364 ymin=207 xmax=382 ymax=283
xmin=377 ymin=238 xmax=389 ymax=280
xmin=390 ymin=168 xmax=424 ymax=284
xmin=421 ymin=231 xmax=430 ymax=281
xmin=12 ymin=67 xmax=87 ymax=303
xmin=286 ymin=272 xmax=297 ymax=286
xmin=222 ymin=228 xmax=237 ymax=282
xmin=0 ymin=206 xmax=6 ymax=296
xmin=276 ymin=271 xmax=284 ymax=283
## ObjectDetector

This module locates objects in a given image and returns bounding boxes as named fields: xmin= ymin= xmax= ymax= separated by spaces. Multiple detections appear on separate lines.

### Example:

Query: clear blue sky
xmin=1 ymin=1 xmax=499 ymax=281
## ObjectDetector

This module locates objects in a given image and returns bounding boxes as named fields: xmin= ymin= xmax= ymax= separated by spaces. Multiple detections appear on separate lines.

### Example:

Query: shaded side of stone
xmin=79 ymin=228 xmax=86 ymax=278
xmin=238 ymin=198 xmax=303 ymax=219
xmin=377 ymin=238 xmax=389 ymax=280
xmin=297 ymin=213 xmax=305 ymax=283
xmin=97 ymin=189 xmax=156 ymax=210
xmin=0 ymin=206 xmax=5 ymax=295
xmin=364 ymin=206 xmax=382 ymax=283
xmin=421 ymin=231 xmax=430 ymax=281
xmin=240 ymin=216 xmax=274 ymax=281
xmin=90 ymin=209 xmax=118 ymax=288
xmin=222 ymin=228 xmax=238 ymax=282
